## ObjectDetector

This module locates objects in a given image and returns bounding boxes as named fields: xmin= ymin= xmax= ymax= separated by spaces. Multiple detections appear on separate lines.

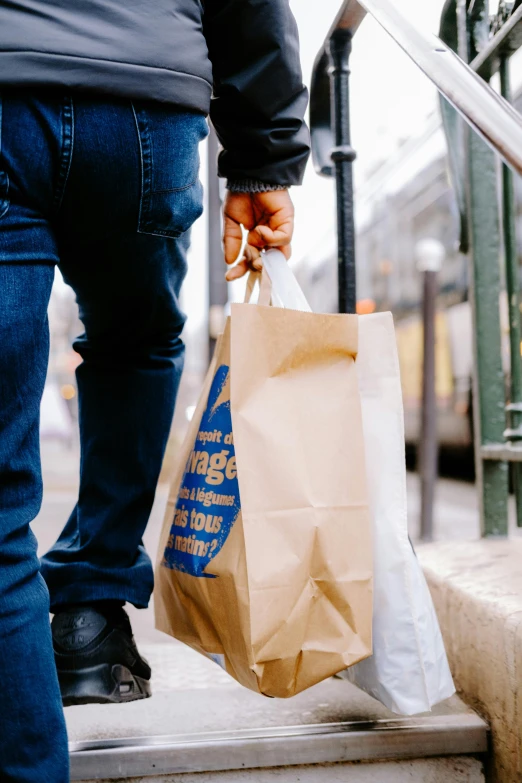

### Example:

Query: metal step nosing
xmin=69 ymin=715 xmax=488 ymax=781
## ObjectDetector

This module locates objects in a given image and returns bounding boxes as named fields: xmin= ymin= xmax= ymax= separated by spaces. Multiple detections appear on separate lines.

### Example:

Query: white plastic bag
xmin=263 ymin=250 xmax=455 ymax=715
xmin=341 ymin=312 xmax=455 ymax=714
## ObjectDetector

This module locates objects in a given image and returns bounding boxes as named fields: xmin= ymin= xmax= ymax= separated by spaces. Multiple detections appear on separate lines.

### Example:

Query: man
xmin=0 ymin=0 xmax=310 ymax=780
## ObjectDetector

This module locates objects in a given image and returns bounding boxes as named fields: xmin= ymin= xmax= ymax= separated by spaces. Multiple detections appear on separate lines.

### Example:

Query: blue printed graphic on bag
xmin=162 ymin=365 xmax=240 ymax=577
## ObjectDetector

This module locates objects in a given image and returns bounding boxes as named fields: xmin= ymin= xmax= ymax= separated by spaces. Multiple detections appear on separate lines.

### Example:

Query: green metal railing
xmin=439 ymin=0 xmax=522 ymax=536
xmin=311 ymin=0 xmax=522 ymax=537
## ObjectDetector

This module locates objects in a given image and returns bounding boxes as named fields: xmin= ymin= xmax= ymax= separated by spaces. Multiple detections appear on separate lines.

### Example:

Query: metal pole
xmin=207 ymin=126 xmax=228 ymax=362
xmin=327 ymin=29 xmax=357 ymax=314
xmin=419 ymin=271 xmax=437 ymax=541
xmin=499 ymin=55 xmax=522 ymax=527
xmin=416 ymin=239 xmax=444 ymax=541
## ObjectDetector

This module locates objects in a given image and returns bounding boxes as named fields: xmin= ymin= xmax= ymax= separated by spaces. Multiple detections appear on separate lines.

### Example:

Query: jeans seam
xmin=132 ymin=102 xmax=151 ymax=231
xmin=153 ymin=177 xmax=198 ymax=195
xmin=53 ymin=96 xmax=74 ymax=214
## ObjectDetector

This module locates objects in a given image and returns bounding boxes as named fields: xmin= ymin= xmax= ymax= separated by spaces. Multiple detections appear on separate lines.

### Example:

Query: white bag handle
xmin=262 ymin=249 xmax=312 ymax=313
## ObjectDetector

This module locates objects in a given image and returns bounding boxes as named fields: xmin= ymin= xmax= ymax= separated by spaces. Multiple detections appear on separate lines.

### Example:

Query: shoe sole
xmin=58 ymin=663 xmax=151 ymax=707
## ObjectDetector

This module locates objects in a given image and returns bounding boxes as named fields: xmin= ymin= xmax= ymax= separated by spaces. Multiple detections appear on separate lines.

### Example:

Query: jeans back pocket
xmin=133 ymin=104 xmax=208 ymax=238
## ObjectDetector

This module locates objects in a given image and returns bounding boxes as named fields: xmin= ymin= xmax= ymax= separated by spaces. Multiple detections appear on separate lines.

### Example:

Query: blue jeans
xmin=0 ymin=90 xmax=207 ymax=781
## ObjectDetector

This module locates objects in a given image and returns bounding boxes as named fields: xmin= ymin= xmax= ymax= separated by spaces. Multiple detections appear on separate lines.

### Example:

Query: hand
xmin=223 ymin=190 xmax=294 ymax=281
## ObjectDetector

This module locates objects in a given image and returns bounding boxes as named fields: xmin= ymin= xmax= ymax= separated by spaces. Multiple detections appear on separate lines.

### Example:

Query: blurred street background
xmin=24 ymin=0 xmax=522 ymax=779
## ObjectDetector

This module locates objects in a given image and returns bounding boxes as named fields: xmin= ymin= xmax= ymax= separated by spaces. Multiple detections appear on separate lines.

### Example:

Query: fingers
xmin=223 ymin=192 xmax=255 ymax=266
xmin=248 ymin=223 xmax=293 ymax=251
xmin=225 ymin=259 xmax=250 ymax=281
xmin=223 ymin=219 xmax=245 ymax=267
xmin=225 ymin=245 xmax=263 ymax=281
xmin=222 ymin=190 xmax=294 ymax=280
xmin=225 ymin=245 xmax=291 ymax=280
xmin=224 ymin=228 xmax=292 ymax=280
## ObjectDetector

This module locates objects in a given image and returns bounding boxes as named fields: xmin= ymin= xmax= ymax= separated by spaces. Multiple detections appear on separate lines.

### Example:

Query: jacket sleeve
xmin=203 ymin=0 xmax=311 ymax=187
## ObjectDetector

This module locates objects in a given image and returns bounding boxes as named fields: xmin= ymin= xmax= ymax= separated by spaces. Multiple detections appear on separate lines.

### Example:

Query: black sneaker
xmin=51 ymin=603 xmax=152 ymax=706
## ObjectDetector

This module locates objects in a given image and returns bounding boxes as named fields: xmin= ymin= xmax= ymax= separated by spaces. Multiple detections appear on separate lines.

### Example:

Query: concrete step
xmin=67 ymin=641 xmax=487 ymax=782
xmin=74 ymin=756 xmax=485 ymax=783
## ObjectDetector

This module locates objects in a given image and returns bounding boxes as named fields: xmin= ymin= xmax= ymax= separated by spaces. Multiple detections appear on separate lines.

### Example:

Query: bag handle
xmin=262 ymin=249 xmax=312 ymax=313
xmin=243 ymin=270 xmax=258 ymax=304
xmin=243 ymin=268 xmax=272 ymax=306
xmin=242 ymin=250 xmax=312 ymax=312
xmin=234 ymin=220 xmax=310 ymax=311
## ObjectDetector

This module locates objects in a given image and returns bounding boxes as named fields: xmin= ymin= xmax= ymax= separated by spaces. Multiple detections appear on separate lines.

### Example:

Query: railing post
xmin=464 ymin=6 xmax=510 ymax=536
xmin=499 ymin=55 xmax=522 ymax=528
xmin=467 ymin=139 xmax=509 ymax=536
xmin=327 ymin=30 xmax=357 ymax=314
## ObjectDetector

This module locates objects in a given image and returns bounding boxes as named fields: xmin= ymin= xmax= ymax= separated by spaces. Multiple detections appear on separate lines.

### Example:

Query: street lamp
xmin=415 ymin=239 xmax=446 ymax=273
xmin=415 ymin=238 xmax=446 ymax=542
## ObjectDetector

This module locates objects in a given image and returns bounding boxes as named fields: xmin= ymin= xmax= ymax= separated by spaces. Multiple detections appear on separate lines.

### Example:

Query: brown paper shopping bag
xmin=155 ymin=260 xmax=372 ymax=698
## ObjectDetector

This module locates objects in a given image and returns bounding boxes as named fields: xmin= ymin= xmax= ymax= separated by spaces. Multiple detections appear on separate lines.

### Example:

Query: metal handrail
xmin=311 ymin=0 xmax=522 ymax=177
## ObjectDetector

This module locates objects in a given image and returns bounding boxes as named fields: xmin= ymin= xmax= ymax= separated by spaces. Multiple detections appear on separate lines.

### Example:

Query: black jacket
xmin=0 ymin=0 xmax=310 ymax=185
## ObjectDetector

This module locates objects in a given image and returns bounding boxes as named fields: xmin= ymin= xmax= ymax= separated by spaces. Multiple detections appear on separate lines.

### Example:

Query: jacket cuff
xmin=227 ymin=180 xmax=289 ymax=193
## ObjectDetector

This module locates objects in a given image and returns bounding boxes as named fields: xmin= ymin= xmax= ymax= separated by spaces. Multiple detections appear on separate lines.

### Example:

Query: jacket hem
xmin=0 ymin=51 xmax=212 ymax=111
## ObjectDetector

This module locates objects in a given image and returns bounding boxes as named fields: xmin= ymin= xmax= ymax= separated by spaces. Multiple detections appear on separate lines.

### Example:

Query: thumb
xmin=249 ymin=224 xmax=292 ymax=250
